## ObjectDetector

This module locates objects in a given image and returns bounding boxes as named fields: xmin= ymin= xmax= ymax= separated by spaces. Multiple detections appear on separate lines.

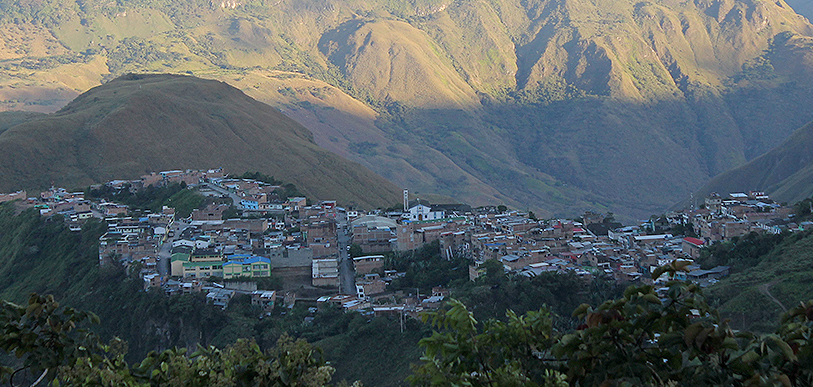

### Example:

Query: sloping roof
xmin=501 ymin=254 xmax=521 ymax=262
xmin=171 ymin=253 xmax=190 ymax=262
xmin=683 ymin=237 xmax=705 ymax=247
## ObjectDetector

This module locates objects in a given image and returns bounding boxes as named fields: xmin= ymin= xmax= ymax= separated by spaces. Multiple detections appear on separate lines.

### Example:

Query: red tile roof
xmin=683 ymin=237 xmax=705 ymax=247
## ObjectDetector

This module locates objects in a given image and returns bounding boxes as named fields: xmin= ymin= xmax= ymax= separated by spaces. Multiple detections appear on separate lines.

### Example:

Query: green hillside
xmin=0 ymin=74 xmax=401 ymax=209
xmin=0 ymin=0 xmax=812 ymax=218
xmin=704 ymin=230 xmax=813 ymax=333
xmin=694 ymin=120 xmax=813 ymax=205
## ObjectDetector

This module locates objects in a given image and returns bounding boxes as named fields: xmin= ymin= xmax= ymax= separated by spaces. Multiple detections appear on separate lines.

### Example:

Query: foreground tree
xmin=409 ymin=299 xmax=567 ymax=387
xmin=0 ymin=293 xmax=102 ymax=386
xmin=413 ymin=261 xmax=813 ymax=386
xmin=1 ymin=293 xmax=334 ymax=387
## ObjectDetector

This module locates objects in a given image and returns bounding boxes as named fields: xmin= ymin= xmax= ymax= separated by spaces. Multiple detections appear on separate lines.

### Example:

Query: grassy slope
xmin=0 ymin=111 xmax=45 ymax=135
xmin=0 ymin=0 xmax=811 ymax=218
xmin=707 ymin=231 xmax=813 ymax=333
xmin=0 ymin=205 xmax=226 ymax=358
xmin=695 ymin=120 xmax=813 ymax=205
xmin=0 ymin=74 xmax=401 ymax=208
xmin=319 ymin=19 xmax=480 ymax=108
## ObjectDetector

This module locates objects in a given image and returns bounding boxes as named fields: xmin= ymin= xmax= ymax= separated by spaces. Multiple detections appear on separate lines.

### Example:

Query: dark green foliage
xmin=0 ymin=204 xmax=229 ymax=362
xmin=733 ymin=56 xmax=777 ymax=83
xmin=222 ymin=206 xmax=240 ymax=220
xmin=385 ymin=241 xmax=470 ymax=291
xmin=87 ymin=182 xmax=204 ymax=217
xmin=348 ymin=243 xmax=363 ymax=258
xmin=670 ymin=222 xmax=698 ymax=238
xmin=454 ymin=267 xmax=623 ymax=331
xmin=280 ymin=183 xmax=306 ymax=200
xmin=228 ymin=173 xmax=307 ymax=201
xmin=314 ymin=311 xmax=427 ymax=387
xmin=1 ymin=294 xmax=335 ymax=386
xmin=0 ymin=293 xmax=101 ymax=385
xmin=705 ymin=229 xmax=813 ymax=333
xmin=556 ymin=280 xmax=742 ymax=385
xmin=0 ymin=204 xmax=107 ymax=300
xmin=795 ymin=197 xmax=813 ymax=221
xmin=0 ymin=0 xmax=79 ymax=27
xmin=165 ymin=188 xmax=206 ymax=218
xmin=698 ymin=231 xmax=790 ymax=271
xmin=415 ymin=265 xmax=813 ymax=386
xmin=410 ymin=300 xmax=566 ymax=387
xmin=254 ymin=276 xmax=284 ymax=291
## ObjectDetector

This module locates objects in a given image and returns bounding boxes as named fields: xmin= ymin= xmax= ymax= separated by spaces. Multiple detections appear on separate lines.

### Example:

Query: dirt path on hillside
xmin=758 ymin=277 xmax=787 ymax=313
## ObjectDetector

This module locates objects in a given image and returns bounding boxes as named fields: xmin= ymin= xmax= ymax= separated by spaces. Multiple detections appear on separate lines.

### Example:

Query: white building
xmin=407 ymin=204 xmax=445 ymax=222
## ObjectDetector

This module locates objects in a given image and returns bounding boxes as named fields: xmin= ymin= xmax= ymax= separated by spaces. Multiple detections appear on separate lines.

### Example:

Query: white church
xmin=406 ymin=203 xmax=445 ymax=222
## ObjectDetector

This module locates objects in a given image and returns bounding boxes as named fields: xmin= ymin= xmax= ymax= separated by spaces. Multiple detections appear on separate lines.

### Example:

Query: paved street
xmin=157 ymin=220 xmax=187 ymax=277
xmin=202 ymin=182 xmax=242 ymax=207
xmin=337 ymin=217 xmax=355 ymax=295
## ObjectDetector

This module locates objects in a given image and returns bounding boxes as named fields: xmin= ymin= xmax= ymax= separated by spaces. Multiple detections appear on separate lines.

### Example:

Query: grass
xmin=0 ymin=0 xmax=812 ymax=219
xmin=0 ymin=74 xmax=401 ymax=209
xmin=706 ymin=231 xmax=813 ymax=332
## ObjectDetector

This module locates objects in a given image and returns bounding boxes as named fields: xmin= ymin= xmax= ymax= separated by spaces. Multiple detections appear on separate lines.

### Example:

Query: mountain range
xmin=1 ymin=0 xmax=813 ymax=218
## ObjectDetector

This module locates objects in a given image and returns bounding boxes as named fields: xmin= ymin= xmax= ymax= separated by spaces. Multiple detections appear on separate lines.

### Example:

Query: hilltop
xmin=0 ymin=0 xmax=813 ymax=218
xmin=0 ymin=74 xmax=401 ymax=209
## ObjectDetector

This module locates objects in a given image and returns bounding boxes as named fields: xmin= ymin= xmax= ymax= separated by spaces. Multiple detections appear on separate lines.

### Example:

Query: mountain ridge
xmin=693 ymin=120 xmax=813 ymax=206
xmin=0 ymin=0 xmax=813 ymax=218
xmin=0 ymin=74 xmax=401 ymax=209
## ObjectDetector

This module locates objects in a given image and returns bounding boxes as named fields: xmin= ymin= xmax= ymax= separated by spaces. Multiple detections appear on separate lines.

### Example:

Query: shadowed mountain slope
xmin=1 ymin=0 xmax=813 ymax=218
xmin=695 ymin=120 xmax=813 ymax=205
xmin=0 ymin=74 xmax=401 ymax=208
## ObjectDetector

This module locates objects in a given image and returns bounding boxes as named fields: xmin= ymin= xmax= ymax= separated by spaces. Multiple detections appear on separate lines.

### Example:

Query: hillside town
xmin=1 ymin=169 xmax=810 ymax=318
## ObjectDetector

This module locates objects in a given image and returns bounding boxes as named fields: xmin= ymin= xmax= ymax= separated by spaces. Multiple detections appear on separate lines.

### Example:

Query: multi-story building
xmin=312 ymin=258 xmax=339 ymax=287
xmin=223 ymin=255 xmax=272 ymax=278
xmin=351 ymin=215 xmax=397 ymax=253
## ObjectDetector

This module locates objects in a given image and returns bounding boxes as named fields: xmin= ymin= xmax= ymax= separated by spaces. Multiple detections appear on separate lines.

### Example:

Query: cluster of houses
xmin=3 ymin=172 xmax=810 ymax=316
xmin=0 ymin=187 xmax=95 ymax=231
xmin=338 ymin=191 xmax=807 ymax=298
xmin=688 ymin=191 xmax=812 ymax=240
